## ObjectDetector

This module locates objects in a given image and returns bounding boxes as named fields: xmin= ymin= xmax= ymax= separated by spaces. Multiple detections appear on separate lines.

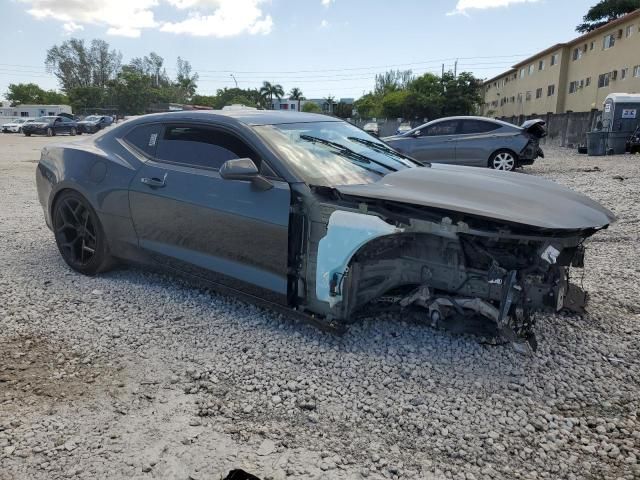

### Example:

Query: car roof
xmin=426 ymin=116 xmax=518 ymax=129
xmin=126 ymin=110 xmax=341 ymax=127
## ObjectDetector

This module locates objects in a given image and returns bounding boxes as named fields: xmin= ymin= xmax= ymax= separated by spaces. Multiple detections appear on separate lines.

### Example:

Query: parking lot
xmin=1 ymin=132 xmax=639 ymax=479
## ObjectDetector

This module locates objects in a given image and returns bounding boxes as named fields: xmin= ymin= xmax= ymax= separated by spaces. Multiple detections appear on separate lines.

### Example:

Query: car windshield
xmin=36 ymin=116 xmax=56 ymax=122
xmin=253 ymin=121 xmax=421 ymax=187
xmin=84 ymin=116 xmax=100 ymax=121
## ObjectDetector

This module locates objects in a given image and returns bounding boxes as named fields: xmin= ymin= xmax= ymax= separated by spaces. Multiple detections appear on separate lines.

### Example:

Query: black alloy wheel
xmin=52 ymin=192 xmax=113 ymax=275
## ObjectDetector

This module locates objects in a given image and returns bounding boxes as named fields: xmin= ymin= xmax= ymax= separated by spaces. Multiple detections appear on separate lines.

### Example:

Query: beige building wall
xmin=563 ymin=17 xmax=640 ymax=112
xmin=482 ymin=10 xmax=640 ymax=116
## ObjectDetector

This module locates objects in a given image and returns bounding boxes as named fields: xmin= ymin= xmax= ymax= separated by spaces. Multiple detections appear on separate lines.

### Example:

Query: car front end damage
xmin=288 ymin=167 xmax=614 ymax=353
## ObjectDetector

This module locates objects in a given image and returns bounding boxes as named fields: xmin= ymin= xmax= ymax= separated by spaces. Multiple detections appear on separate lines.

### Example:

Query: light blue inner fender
xmin=316 ymin=210 xmax=403 ymax=306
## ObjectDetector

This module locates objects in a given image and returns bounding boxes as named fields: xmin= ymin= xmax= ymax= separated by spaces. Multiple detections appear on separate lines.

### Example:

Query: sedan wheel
xmin=490 ymin=151 xmax=516 ymax=171
xmin=70 ymin=127 xmax=77 ymax=136
xmin=53 ymin=192 xmax=113 ymax=275
xmin=46 ymin=127 xmax=53 ymax=137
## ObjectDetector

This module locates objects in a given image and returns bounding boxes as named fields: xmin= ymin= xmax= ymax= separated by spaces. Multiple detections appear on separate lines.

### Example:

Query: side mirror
xmin=219 ymin=158 xmax=273 ymax=191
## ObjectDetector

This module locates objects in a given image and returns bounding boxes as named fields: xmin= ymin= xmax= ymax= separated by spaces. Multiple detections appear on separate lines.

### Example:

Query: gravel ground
xmin=1 ymin=133 xmax=639 ymax=480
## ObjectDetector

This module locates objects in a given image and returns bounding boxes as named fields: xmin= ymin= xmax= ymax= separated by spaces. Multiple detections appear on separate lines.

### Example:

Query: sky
xmin=0 ymin=0 xmax=598 ymax=101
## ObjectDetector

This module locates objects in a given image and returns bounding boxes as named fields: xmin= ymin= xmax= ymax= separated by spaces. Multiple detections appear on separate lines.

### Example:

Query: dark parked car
xmin=23 ymin=116 xmax=78 ymax=137
xmin=36 ymin=111 xmax=613 ymax=351
xmin=383 ymin=116 xmax=546 ymax=171
xmin=77 ymin=115 xmax=114 ymax=134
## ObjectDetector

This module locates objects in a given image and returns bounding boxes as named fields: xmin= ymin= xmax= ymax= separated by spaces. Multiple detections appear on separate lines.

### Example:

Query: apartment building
xmin=482 ymin=9 xmax=640 ymax=116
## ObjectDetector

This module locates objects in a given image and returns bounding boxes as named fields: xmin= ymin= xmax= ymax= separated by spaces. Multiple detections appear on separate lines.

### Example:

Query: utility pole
xmin=454 ymin=59 xmax=458 ymax=78
xmin=230 ymin=73 xmax=238 ymax=88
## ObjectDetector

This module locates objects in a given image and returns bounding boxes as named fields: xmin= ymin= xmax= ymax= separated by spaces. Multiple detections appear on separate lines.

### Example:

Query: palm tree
xmin=260 ymin=81 xmax=284 ymax=110
xmin=323 ymin=95 xmax=336 ymax=114
xmin=289 ymin=87 xmax=305 ymax=112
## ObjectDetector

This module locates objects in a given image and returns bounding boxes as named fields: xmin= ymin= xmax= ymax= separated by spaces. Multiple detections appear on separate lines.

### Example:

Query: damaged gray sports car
xmin=36 ymin=111 xmax=615 ymax=352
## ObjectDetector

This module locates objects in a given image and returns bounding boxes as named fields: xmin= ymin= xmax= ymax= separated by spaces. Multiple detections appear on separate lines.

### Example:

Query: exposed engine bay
xmin=289 ymin=185 xmax=603 ymax=354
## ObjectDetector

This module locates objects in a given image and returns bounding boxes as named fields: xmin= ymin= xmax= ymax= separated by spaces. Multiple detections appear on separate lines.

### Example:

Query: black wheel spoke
xmin=55 ymin=196 xmax=99 ymax=267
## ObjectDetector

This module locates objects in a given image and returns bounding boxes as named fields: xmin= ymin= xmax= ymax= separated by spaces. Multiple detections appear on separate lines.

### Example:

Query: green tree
xmin=440 ymin=71 xmax=483 ymax=117
xmin=576 ymin=0 xmax=640 ymax=33
xmin=46 ymin=38 xmax=120 ymax=92
xmin=110 ymin=66 xmax=154 ymax=115
xmin=381 ymin=90 xmax=420 ymax=119
xmin=260 ymin=81 xmax=284 ymax=109
xmin=289 ymin=87 xmax=305 ymax=112
xmin=374 ymin=69 xmax=414 ymax=95
xmin=67 ymin=86 xmax=107 ymax=112
xmin=5 ymin=83 xmax=68 ymax=105
xmin=175 ymin=57 xmax=199 ymax=102
xmin=333 ymin=102 xmax=353 ymax=119
xmin=302 ymin=102 xmax=321 ymax=113
xmin=354 ymin=93 xmax=382 ymax=119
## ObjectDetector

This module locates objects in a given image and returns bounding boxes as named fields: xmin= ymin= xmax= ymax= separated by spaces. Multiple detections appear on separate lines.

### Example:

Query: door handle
xmin=141 ymin=173 xmax=167 ymax=188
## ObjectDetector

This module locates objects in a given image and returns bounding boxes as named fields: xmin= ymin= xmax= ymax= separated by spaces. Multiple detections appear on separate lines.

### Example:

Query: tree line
xmin=354 ymin=69 xmax=483 ymax=121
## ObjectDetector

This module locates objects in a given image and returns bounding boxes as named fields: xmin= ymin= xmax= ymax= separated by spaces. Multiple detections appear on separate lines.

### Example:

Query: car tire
xmin=70 ymin=127 xmax=77 ymax=136
xmin=46 ymin=127 xmax=53 ymax=137
xmin=24 ymin=132 xmax=31 ymax=137
xmin=18 ymin=127 xmax=22 ymax=133
xmin=489 ymin=150 xmax=517 ymax=172
xmin=52 ymin=191 xmax=114 ymax=276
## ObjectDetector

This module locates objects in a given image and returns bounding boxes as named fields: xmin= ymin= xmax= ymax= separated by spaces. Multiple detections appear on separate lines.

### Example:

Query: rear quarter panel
xmin=37 ymin=135 xmax=144 ymax=259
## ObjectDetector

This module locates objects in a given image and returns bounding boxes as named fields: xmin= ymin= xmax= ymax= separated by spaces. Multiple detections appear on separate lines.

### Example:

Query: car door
xmin=127 ymin=122 xmax=291 ymax=303
xmin=454 ymin=119 xmax=502 ymax=166
xmin=53 ymin=117 xmax=65 ymax=134
xmin=408 ymin=120 xmax=459 ymax=163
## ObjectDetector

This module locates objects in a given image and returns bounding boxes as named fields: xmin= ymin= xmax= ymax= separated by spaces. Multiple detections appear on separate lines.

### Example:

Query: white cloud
xmin=63 ymin=21 xmax=83 ymax=33
xmin=448 ymin=0 xmax=541 ymax=15
xmin=19 ymin=0 xmax=274 ymax=38
xmin=321 ymin=0 xmax=334 ymax=7
xmin=21 ymin=0 xmax=159 ymax=37
xmin=160 ymin=0 xmax=273 ymax=37
xmin=320 ymin=19 xmax=329 ymax=28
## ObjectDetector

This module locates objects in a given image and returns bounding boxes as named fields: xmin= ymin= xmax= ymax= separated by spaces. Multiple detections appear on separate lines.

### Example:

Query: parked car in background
xmin=23 ymin=116 xmax=78 ymax=137
xmin=395 ymin=123 xmax=412 ymax=135
xmin=77 ymin=115 xmax=114 ymax=134
xmin=384 ymin=116 xmax=546 ymax=171
xmin=36 ymin=110 xmax=613 ymax=351
xmin=363 ymin=122 xmax=380 ymax=137
xmin=2 ymin=118 xmax=28 ymax=133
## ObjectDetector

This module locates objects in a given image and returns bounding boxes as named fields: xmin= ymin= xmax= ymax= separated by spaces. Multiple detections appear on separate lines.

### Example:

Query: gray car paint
xmin=383 ymin=116 xmax=537 ymax=167
xmin=336 ymin=163 xmax=615 ymax=230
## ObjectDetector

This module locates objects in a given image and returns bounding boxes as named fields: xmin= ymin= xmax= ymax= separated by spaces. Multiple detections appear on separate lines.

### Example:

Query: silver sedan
xmin=383 ymin=116 xmax=545 ymax=171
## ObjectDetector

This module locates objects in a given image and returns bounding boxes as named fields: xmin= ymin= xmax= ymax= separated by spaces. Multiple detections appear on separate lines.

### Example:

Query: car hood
xmin=335 ymin=164 xmax=615 ymax=230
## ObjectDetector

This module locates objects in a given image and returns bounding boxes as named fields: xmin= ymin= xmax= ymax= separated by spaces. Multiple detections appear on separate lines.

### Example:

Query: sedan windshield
xmin=36 ymin=116 xmax=56 ymax=122
xmin=253 ymin=121 xmax=421 ymax=187
xmin=84 ymin=116 xmax=100 ymax=121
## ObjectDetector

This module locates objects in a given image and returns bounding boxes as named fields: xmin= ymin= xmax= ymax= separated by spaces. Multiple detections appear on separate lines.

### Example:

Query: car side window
xmin=123 ymin=124 xmax=164 ymax=158
xmin=155 ymin=125 xmax=261 ymax=171
xmin=423 ymin=121 xmax=458 ymax=136
xmin=460 ymin=120 xmax=500 ymax=134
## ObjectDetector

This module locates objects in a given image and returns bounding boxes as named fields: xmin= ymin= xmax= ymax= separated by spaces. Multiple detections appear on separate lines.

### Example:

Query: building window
xmin=538 ymin=60 xmax=545 ymax=71
xmin=603 ymin=34 xmax=615 ymax=49
xmin=525 ymin=91 xmax=532 ymax=101
xmin=590 ymin=41 xmax=595 ymax=50
xmin=598 ymin=73 xmax=611 ymax=88
xmin=547 ymin=85 xmax=555 ymax=96
xmin=511 ymin=96 xmax=515 ymax=103
xmin=20 ymin=112 xmax=29 ymax=117
xmin=528 ymin=64 xmax=534 ymax=75
xmin=572 ymin=47 xmax=583 ymax=61
xmin=536 ymin=88 xmax=543 ymax=99
xmin=550 ymin=53 xmax=558 ymax=66
xmin=517 ymin=93 xmax=523 ymax=103
xmin=621 ymin=67 xmax=628 ymax=80
xmin=634 ymin=65 xmax=640 ymax=77
xmin=520 ymin=68 xmax=526 ymax=78
xmin=626 ymin=25 xmax=634 ymax=37
xmin=569 ymin=81 xmax=578 ymax=94
xmin=586 ymin=77 xmax=591 ymax=86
